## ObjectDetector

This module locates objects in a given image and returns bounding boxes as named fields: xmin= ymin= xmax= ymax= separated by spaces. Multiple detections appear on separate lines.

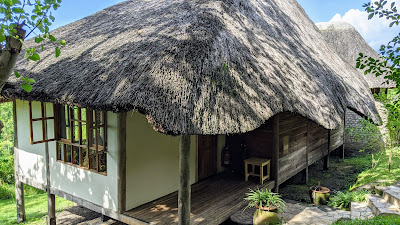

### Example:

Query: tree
xmin=357 ymin=0 xmax=400 ymax=88
xmin=0 ymin=0 xmax=64 ymax=93
xmin=357 ymin=0 xmax=400 ymax=173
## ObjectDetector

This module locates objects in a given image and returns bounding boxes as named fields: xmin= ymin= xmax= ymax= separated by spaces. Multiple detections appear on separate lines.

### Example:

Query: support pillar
xmin=15 ymin=181 xmax=26 ymax=223
xmin=304 ymin=121 xmax=310 ymax=184
xmin=102 ymin=214 xmax=111 ymax=222
xmin=47 ymin=193 xmax=56 ymax=225
xmin=273 ymin=114 xmax=280 ymax=192
xmin=178 ymin=135 xmax=191 ymax=225
xmin=303 ymin=167 xmax=309 ymax=184
xmin=323 ymin=130 xmax=331 ymax=170
xmin=342 ymin=109 xmax=346 ymax=160
xmin=117 ymin=112 xmax=127 ymax=214
xmin=14 ymin=100 xmax=26 ymax=223
xmin=43 ymin=104 xmax=55 ymax=225
xmin=323 ymin=155 xmax=329 ymax=170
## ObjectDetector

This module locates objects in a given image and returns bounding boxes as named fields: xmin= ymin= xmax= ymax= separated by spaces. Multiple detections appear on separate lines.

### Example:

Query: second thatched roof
xmin=1 ymin=0 xmax=380 ymax=135
xmin=317 ymin=21 xmax=395 ymax=89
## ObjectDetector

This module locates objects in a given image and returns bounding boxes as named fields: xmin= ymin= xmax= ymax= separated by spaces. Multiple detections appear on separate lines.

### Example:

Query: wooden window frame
xmin=29 ymin=101 xmax=57 ymax=144
xmin=55 ymin=105 xmax=108 ymax=175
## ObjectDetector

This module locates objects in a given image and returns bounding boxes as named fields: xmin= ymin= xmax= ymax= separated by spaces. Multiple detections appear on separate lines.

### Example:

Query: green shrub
xmin=0 ymin=183 xmax=14 ymax=200
xmin=328 ymin=190 xmax=371 ymax=210
xmin=328 ymin=191 xmax=353 ymax=209
xmin=351 ymin=189 xmax=370 ymax=202
xmin=333 ymin=215 xmax=400 ymax=225
xmin=0 ymin=149 xmax=14 ymax=185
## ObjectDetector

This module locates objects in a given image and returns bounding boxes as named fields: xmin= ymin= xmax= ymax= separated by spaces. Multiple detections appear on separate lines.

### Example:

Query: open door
xmin=197 ymin=135 xmax=217 ymax=180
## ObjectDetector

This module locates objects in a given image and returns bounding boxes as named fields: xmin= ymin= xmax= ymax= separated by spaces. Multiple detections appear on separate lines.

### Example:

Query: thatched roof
xmin=0 ymin=0 xmax=380 ymax=135
xmin=316 ymin=21 xmax=395 ymax=89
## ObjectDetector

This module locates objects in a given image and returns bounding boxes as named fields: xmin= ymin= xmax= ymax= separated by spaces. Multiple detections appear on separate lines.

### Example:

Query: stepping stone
xmin=366 ymin=194 xmax=400 ymax=216
xmin=376 ymin=186 xmax=400 ymax=208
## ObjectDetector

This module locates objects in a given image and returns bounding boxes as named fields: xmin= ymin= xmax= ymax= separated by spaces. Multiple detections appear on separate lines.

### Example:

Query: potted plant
xmin=309 ymin=184 xmax=330 ymax=205
xmin=244 ymin=188 xmax=285 ymax=225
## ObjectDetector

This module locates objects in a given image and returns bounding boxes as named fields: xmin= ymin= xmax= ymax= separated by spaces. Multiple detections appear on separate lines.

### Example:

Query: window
xmin=28 ymin=101 xmax=108 ymax=174
xmin=56 ymin=105 xmax=107 ymax=174
xmin=29 ymin=102 xmax=56 ymax=144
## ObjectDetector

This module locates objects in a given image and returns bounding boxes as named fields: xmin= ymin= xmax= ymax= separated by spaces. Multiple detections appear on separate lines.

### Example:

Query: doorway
xmin=197 ymin=135 xmax=218 ymax=180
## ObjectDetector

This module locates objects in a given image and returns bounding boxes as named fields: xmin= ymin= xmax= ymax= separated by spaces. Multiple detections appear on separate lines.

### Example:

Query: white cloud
xmin=329 ymin=1 xmax=400 ymax=52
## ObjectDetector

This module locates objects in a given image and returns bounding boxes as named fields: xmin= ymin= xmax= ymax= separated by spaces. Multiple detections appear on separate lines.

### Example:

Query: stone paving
xmin=350 ymin=202 xmax=374 ymax=220
xmin=231 ymin=199 xmax=352 ymax=225
xmin=281 ymin=200 xmax=350 ymax=225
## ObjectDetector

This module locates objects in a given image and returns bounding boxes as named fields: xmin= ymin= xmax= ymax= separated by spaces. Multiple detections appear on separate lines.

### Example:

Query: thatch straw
xmin=0 ymin=0 xmax=380 ymax=135
xmin=316 ymin=21 xmax=395 ymax=89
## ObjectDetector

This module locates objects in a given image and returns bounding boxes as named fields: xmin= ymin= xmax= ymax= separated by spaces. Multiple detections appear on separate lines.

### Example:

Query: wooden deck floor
xmin=124 ymin=172 xmax=275 ymax=225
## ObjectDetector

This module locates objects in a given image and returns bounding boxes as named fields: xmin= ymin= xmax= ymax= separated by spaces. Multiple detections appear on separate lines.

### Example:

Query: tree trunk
xmin=0 ymin=25 xmax=26 ymax=92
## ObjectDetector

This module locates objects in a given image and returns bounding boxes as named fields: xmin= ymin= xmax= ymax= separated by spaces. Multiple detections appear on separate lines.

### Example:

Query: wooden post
xmin=47 ymin=193 xmax=56 ymax=225
xmin=273 ymin=114 xmax=280 ymax=192
xmin=323 ymin=130 xmax=330 ymax=170
xmin=341 ymin=109 xmax=346 ymax=160
xmin=117 ymin=112 xmax=127 ymax=214
xmin=304 ymin=121 xmax=310 ymax=184
xmin=178 ymin=135 xmax=191 ymax=225
xmin=101 ymin=214 xmax=111 ymax=222
xmin=15 ymin=181 xmax=25 ymax=223
xmin=43 ymin=104 xmax=56 ymax=225
xmin=13 ymin=100 xmax=26 ymax=223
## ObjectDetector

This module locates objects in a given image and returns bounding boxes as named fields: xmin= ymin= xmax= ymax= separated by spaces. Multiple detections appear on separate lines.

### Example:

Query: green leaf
xmin=368 ymin=13 xmax=374 ymax=19
xmin=59 ymin=40 xmax=66 ymax=45
xmin=35 ymin=37 xmax=43 ymax=43
xmin=12 ymin=7 xmax=24 ymax=13
xmin=14 ymin=70 xmax=20 ymax=78
xmin=49 ymin=34 xmax=56 ymax=41
xmin=21 ymin=77 xmax=36 ymax=83
xmin=55 ymin=46 xmax=60 ymax=57
xmin=29 ymin=53 xmax=40 ymax=61
xmin=21 ymin=83 xmax=32 ymax=92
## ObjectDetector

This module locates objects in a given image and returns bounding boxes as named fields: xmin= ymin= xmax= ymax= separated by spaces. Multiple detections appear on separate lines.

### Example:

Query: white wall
xmin=16 ymin=100 xmax=119 ymax=211
xmin=16 ymin=100 xmax=50 ymax=184
xmin=125 ymin=112 xmax=197 ymax=210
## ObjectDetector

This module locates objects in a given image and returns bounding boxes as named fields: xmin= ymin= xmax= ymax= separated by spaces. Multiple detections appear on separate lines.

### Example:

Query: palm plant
xmin=244 ymin=188 xmax=285 ymax=211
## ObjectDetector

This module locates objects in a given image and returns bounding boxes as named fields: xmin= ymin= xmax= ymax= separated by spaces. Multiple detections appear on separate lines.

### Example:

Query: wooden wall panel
xmin=308 ymin=147 xmax=326 ymax=165
xmin=329 ymin=121 xmax=344 ymax=150
xmin=278 ymin=146 xmax=307 ymax=184
xmin=278 ymin=112 xmax=308 ymax=158
xmin=276 ymin=112 xmax=331 ymax=185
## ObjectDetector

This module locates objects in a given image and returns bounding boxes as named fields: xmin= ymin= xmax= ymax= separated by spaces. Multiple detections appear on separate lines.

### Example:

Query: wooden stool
xmin=244 ymin=157 xmax=271 ymax=184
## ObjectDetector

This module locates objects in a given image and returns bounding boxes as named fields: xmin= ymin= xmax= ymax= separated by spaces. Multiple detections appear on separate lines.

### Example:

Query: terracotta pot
xmin=309 ymin=186 xmax=330 ymax=205
xmin=253 ymin=205 xmax=280 ymax=225
xmin=256 ymin=205 xmax=278 ymax=211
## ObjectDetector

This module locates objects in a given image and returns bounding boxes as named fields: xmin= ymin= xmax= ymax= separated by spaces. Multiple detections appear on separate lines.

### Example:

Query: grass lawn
xmin=0 ymin=193 xmax=74 ymax=224
xmin=333 ymin=215 xmax=400 ymax=224
xmin=345 ymin=147 xmax=400 ymax=190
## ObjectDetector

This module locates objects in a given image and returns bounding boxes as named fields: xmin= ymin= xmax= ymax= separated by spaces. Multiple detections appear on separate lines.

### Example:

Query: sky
xmin=46 ymin=0 xmax=399 ymax=52
xmin=297 ymin=0 xmax=400 ymax=51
